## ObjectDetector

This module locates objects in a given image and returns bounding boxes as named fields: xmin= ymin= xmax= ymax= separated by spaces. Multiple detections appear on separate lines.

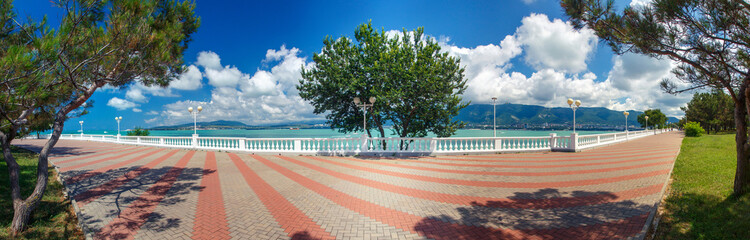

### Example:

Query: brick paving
xmin=13 ymin=131 xmax=683 ymax=240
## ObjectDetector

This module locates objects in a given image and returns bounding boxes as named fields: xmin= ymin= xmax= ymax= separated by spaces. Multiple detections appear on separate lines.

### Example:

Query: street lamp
xmin=567 ymin=98 xmax=582 ymax=133
xmin=79 ymin=120 xmax=84 ymax=136
xmin=115 ymin=116 xmax=123 ymax=136
xmin=353 ymin=96 xmax=376 ymax=136
xmin=492 ymin=97 xmax=498 ymax=137
xmin=645 ymin=115 xmax=650 ymax=134
xmin=623 ymin=111 xmax=630 ymax=132
xmin=188 ymin=106 xmax=203 ymax=135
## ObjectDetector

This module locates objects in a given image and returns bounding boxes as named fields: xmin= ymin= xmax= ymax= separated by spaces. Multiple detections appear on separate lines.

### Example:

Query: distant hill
xmin=456 ymin=104 xmax=679 ymax=130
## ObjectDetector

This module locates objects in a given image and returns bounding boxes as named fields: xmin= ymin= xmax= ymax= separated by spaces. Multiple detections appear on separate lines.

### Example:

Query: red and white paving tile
xmin=13 ymin=131 xmax=683 ymax=240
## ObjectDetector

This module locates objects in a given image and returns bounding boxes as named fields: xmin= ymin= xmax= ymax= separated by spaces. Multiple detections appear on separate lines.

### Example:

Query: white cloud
xmin=205 ymin=65 xmax=243 ymax=88
xmin=125 ymin=88 xmax=148 ymax=102
xmin=521 ymin=0 xmax=537 ymax=4
xmin=439 ymin=13 xmax=688 ymax=117
xmin=132 ymin=108 xmax=142 ymax=113
xmin=514 ymin=13 xmax=598 ymax=73
xmin=170 ymin=65 xmax=203 ymax=90
xmin=150 ymin=46 xmax=322 ymax=126
xmin=196 ymin=51 xmax=222 ymax=70
xmin=146 ymin=110 xmax=159 ymax=115
xmin=107 ymin=97 xmax=138 ymax=110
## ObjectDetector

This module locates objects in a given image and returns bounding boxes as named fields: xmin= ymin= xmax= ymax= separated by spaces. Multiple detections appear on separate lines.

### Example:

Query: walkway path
xmin=13 ymin=132 xmax=684 ymax=240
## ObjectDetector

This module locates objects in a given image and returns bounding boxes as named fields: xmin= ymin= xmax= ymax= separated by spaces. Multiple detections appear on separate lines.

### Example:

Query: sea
xmin=61 ymin=129 xmax=616 ymax=139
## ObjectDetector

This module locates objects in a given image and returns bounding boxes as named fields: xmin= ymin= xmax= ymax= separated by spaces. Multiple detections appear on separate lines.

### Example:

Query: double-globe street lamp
xmin=79 ymin=120 xmax=84 ymax=136
xmin=645 ymin=115 xmax=650 ymax=134
xmin=115 ymin=116 xmax=123 ymax=136
xmin=188 ymin=106 xmax=203 ymax=136
xmin=353 ymin=97 xmax=376 ymax=136
xmin=492 ymin=97 xmax=498 ymax=137
xmin=567 ymin=98 xmax=582 ymax=133
xmin=623 ymin=111 xmax=630 ymax=132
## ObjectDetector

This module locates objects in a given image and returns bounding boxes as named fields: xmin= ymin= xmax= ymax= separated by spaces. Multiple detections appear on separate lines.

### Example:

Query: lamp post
xmin=623 ymin=111 xmax=630 ymax=132
xmin=79 ymin=120 xmax=84 ymax=137
xmin=353 ymin=97 xmax=376 ymax=136
xmin=188 ymin=106 xmax=203 ymax=135
xmin=645 ymin=115 xmax=650 ymax=134
xmin=567 ymin=98 xmax=582 ymax=133
xmin=115 ymin=116 xmax=123 ymax=136
xmin=492 ymin=97 xmax=498 ymax=137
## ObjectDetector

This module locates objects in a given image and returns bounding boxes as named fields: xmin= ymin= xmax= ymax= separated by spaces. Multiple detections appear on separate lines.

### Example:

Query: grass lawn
xmin=0 ymin=146 xmax=83 ymax=239
xmin=654 ymin=133 xmax=750 ymax=240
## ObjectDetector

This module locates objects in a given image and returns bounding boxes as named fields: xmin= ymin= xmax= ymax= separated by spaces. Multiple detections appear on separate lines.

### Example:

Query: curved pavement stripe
xmin=425 ymin=149 xmax=677 ymax=163
xmin=252 ymin=154 xmax=650 ymax=240
xmin=54 ymin=146 xmax=141 ymax=164
xmin=315 ymin=156 xmax=673 ymax=188
xmin=94 ymin=151 xmax=195 ymax=239
xmin=278 ymin=155 xmax=664 ymax=209
xmin=60 ymin=147 xmax=154 ymax=172
xmin=334 ymin=155 xmax=675 ymax=176
xmin=74 ymin=150 xmax=181 ymax=206
xmin=65 ymin=148 xmax=165 ymax=184
xmin=359 ymin=153 xmax=678 ymax=169
xmin=191 ymin=152 xmax=230 ymax=240
xmin=227 ymin=153 xmax=335 ymax=240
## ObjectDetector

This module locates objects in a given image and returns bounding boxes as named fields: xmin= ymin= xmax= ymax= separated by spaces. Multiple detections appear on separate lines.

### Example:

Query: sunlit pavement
xmin=14 ymin=132 xmax=683 ymax=240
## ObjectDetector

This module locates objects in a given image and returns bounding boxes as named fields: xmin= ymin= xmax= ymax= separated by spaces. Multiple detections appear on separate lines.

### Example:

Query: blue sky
xmin=14 ymin=0 xmax=685 ymax=131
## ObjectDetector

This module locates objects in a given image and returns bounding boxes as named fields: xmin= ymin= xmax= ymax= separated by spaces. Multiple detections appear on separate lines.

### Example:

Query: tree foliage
xmin=637 ymin=109 xmax=667 ymax=129
xmin=681 ymin=91 xmax=734 ymax=134
xmin=684 ymin=121 xmax=706 ymax=137
xmin=298 ymin=22 xmax=468 ymax=139
xmin=126 ymin=126 xmax=150 ymax=136
xmin=561 ymin=0 xmax=750 ymax=195
xmin=0 ymin=0 xmax=199 ymax=234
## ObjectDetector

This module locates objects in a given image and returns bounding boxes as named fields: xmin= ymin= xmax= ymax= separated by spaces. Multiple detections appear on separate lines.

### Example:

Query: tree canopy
xmin=636 ymin=109 xmax=667 ymax=129
xmin=561 ymin=0 xmax=750 ymax=194
xmin=0 ymin=0 xmax=199 ymax=233
xmin=298 ymin=22 xmax=468 ymax=139
xmin=681 ymin=91 xmax=734 ymax=134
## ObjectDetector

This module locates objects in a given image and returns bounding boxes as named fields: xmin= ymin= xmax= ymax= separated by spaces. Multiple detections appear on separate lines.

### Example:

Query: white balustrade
xmin=55 ymin=128 xmax=675 ymax=155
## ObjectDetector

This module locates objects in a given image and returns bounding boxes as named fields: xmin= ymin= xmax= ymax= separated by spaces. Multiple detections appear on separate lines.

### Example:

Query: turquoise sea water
xmin=63 ymin=129 xmax=616 ymax=138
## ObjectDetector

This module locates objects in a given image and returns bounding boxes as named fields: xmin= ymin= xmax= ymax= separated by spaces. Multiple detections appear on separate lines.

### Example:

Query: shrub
xmin=126 ymin=127 xmax=150 ymax=136
xmin=684 ymin=121 xmax=706 ymax=137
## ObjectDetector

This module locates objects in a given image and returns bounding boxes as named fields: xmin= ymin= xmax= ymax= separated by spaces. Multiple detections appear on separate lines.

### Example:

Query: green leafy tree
xmin=681 ymin=91 xmax=734 ymax=134
xmin=126 ymin=127 xmax=150 ymax=136
xmin=299 ymin=22 xmax=468 ymax=142
xmin=0 ymin=0 xmax=198 ymax=234
xmin=561 ymin=0 xmax=750 ymax=195
xmin=637 ymin=109 xmax=667 ymax=129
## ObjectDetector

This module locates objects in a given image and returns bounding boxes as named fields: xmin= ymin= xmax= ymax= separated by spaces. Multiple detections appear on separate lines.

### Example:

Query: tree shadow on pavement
xmin=72 ymin=166 xmax=211 ymax=236
xmin=414 ymin=188 xmax=656 ymax=240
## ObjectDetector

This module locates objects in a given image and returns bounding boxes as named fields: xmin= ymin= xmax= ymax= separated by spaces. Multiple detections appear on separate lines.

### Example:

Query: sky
xmin=12 ymin=0 xmax=689 ymax=131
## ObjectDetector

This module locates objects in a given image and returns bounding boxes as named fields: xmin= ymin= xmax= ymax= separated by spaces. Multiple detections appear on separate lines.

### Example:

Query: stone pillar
xmin=192 ymin=134 xmax=199 ymax=148
xmin=549 ymin=133 xmax=557 ymax=149
xmin=570 ymin=132 xmax=579 ymax=152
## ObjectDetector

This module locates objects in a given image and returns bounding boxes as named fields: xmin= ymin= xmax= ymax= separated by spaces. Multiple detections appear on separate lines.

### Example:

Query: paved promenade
xmin=14 ymin=132 xmax=683 ymax=240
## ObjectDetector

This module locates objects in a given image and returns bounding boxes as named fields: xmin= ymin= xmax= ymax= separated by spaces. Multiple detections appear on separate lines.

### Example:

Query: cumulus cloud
xmin=514 ymin=13 xmax=598 ymax=73
xmin=152 ymin=46 xmax=322 ymax=126
xmin=439 ymin=13 xmax=687 ymax=117
xmin=132 ymin=108 xmax=142 ymax=113
xmin=107 ymin=97 xmax=138 ymax=110
xmin=196 ymin=51 xmax=222 ymax=70
xmin=170 ymin=65 xmax=203 ymax=90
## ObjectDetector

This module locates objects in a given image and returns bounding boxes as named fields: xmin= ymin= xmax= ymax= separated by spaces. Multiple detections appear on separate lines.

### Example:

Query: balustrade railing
xmin=51 ymin=128 xmax=675 ymax=155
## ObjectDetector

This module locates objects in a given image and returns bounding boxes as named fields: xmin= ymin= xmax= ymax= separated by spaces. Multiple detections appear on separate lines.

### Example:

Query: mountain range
xmin=151 ymin=104 xmax=679 ymax=130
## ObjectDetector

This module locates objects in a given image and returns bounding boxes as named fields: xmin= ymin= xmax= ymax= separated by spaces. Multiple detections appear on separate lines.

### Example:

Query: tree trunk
xmin=734 ymin=85 xmax=750 ymax=195
xmin=6 ymin=119 xmax=64 ymax=234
